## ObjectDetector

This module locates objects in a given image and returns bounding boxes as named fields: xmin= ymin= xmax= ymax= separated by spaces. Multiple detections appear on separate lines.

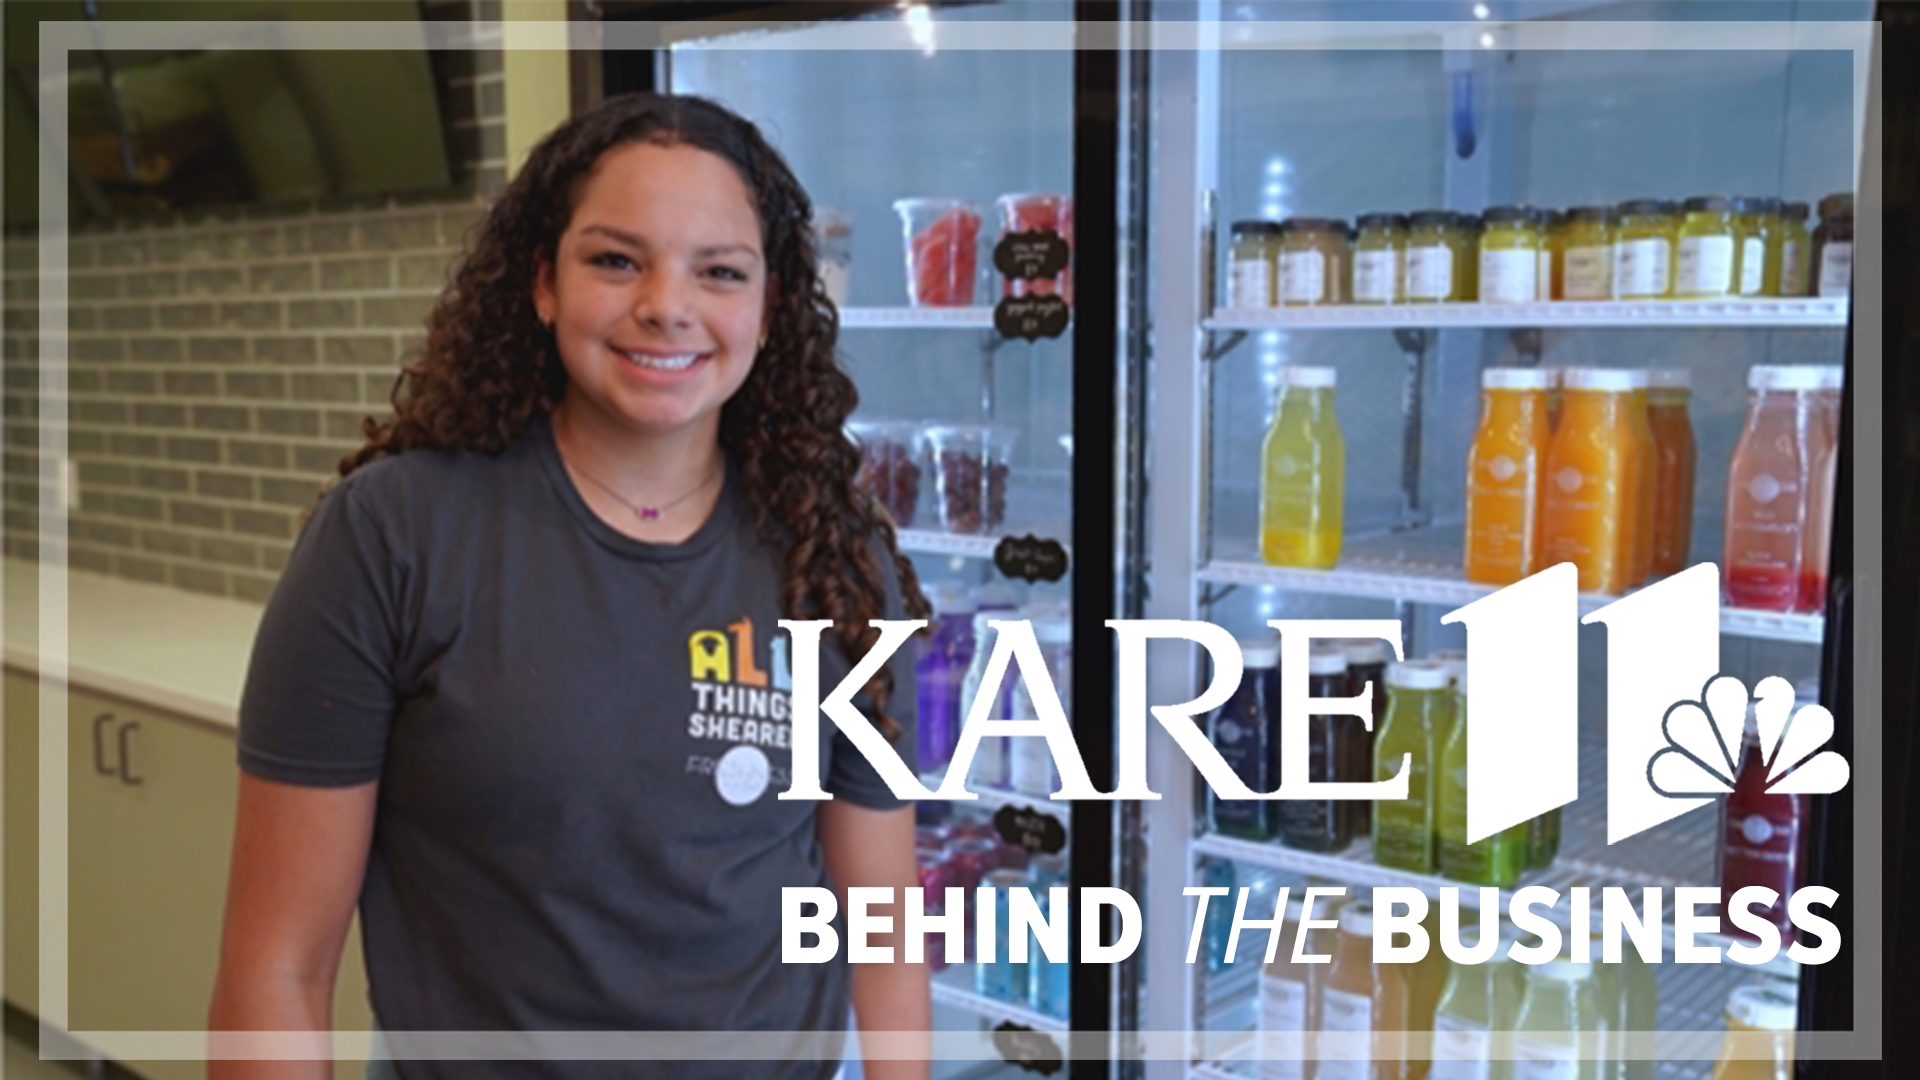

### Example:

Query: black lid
xmin=1782 ymin=201 xmax=1810 ymax=220
xmin=1230 ymin=220 xmax=1283 ymax=236
xmin=1616 ymin=198 xmax=1665 ymax=217
xmin=1407 ymin=209 xmax=1457 ymax=227
xmin=1280 ymin=216 xmax=1346 ymax=233
xmin=1482 ymin=205 xmax=1534 ymax=225
xmin=1683 ymin=195 xmax=1732 ymax=212
xmin=1460 ymin=213 xmax=1485 ymax=230
xmin=1356 ymin=212 xmax=1409 ymax=230
xmin=1568 ymin=205 xmax=1612 ymax=223
xmin=1818 ymin=192 xmax=1853 ymax=218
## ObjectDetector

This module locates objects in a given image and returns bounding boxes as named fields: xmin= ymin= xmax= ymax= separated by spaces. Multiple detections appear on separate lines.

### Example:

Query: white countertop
xmin=3 ymin=559 xmax=262 ymax=730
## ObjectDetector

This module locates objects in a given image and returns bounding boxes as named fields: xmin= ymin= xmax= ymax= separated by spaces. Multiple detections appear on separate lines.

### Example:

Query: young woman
xmin=208 ymin=93 xmax=932 ymax=1080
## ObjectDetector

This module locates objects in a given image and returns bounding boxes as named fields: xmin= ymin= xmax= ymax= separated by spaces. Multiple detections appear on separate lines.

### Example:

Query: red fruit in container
xmin=895 ymin=198 xmax=981 ymax=307
xmin=848 ymin=420 xmax=923 ymax=528
xmin=997 ymin=193 xmax=1073 ymax=302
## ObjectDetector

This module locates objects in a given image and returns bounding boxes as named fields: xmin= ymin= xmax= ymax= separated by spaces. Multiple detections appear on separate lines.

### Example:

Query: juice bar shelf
xmin=1205 ymin=297 xmax=1848 ymax=332
xmin=1198 ymin=531 xmax=1824 ymax=645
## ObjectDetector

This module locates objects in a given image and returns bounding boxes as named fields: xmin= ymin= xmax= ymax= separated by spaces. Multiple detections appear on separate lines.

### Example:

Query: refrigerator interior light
xmin=898 ymin=1 xmax=937 ymax=57
xmin=1473 ymin=2 xmax=1492 ymax=19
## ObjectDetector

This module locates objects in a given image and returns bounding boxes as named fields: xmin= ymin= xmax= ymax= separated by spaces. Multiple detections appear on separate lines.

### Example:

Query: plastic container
xmin=1777 ymin=202 xmax=1812 ymax=297
xmin=1259 ymin=895 xmax=1320 ymax=1080
xmin=1464 ymin=366 xmax=1553 ymax=585
xmin=1373 ymin=660 xmax=1453 ymax=874
xmin=1478 ymin=205 xmax=1542 ymax=304
xmin=1353 ymin=212 xmax=1407 ymax=304
xmin=1732 ymin=197 xmax=1781 ymax=296
xmin=813 ymin=209 xmax=852 ymax=306
xmin=1676 ymin=195 xmax=1739 ymax=298
xmin=1432 ymin=925 xmax=1524 ymax=1080
xmin=1026 ymin=884 xmax=1071 ymax=1019
xmin=1812 ymin=193 xmax=1852 ymax=298
xmin=1279 ymin=217 xmax=1351 ymax=306
xmin=925 ymin=425 xmax=1013 ymax=535
xmin=1209 ymin=637 xmax=1282 ymax=840
xmin=1279 ymin=645 xmax=1356 ymax=853
xmin=1709 ymin=987 xmax=1797 ymax=1080
xmin=1541 ymin=368 xmax=1651 ymax=594
xmin=1648 ymin=369 xmax=1698 ymax=576
xmin=1320 ymin=901 xmax=1408 ymax=1080
xmin=1612 ymin=199 xmax=1676 ymax=300
xmin=894 ymin=198 xmax=981 ymax=307
xmin=848 ymin=420 xmax=923 ymax=528
xmin=916 ymin=583 xmax=977 ymax=774
xmin=1008 ymin=611 xmax=1071 ymax=796
xmin=1717 ymin=709 xmax=1809 ymax=942
xmin=1724 ymin=366 xmax=1825 ymax=611
xmin=1260 ymin=366 xmax=1345 ymax=568
xmin=959 ymin=615 xmax=1011 ymax=788
xmin=1437 ymin=663 xmax=1528 ymax=886
xmin=1513 ymin=960 xmax=1601 ymax=1078
xmin=1338 ymin=637 xmax=1390 ymax=836
xmin=1559 ymin=206 xmax=1614 ymax=300
xmin=975 ymin=867 xmax=1033 ymax=1001
xmin=997 ymin=193 xmax=1072 ymax=302
xmin=1229 ymin=220 xmax=1282 ymax=309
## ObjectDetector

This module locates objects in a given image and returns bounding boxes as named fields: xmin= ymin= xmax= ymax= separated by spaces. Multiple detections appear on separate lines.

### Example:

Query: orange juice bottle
xmin=1541 ymin=368 xmax=1648 ymax=594
xmin=1709 ymin=986 xmax=1796 ymax=1080
xmin=1647 ymin=369 xmax=1698 ymax=576
xmin=1319 ymin=901 xmax=1407 ymax=1080
xmin=1260 ymin=895 xmax=1320 ymax=1080
xmin=1625 ymin=379 xmax=1657 ymax=587
xmin=1464 ymin=367 xmax=1552 ymax=585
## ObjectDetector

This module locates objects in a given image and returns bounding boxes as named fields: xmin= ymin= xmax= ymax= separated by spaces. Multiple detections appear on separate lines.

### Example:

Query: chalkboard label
xmin=994 ymin=804 xmax=1068 ymax=855
xmin=994 ymin=230 xmax=1072 ymax=281
xmin=993 ymin=1023 xmax=1065 ymax=1075
xmin=993 ymin=295 xmax=1071 ymax=341
xmin=994 ymin=534 xmax=1070 ymax=583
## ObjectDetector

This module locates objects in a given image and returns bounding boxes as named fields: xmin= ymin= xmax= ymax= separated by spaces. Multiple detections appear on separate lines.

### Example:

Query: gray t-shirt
xmin=237 ymin=415 xmax=916 ymax=1079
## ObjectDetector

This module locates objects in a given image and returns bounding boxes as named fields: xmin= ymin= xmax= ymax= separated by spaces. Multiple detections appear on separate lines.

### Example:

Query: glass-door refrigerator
xmin=1135 ymin=5 xmax=1871 ymax=1080
xmin=595 ymin=5 xmax=1127 ymax=1077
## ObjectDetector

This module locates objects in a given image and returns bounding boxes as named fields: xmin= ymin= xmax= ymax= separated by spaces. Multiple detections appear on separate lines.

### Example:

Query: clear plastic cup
xmin=996 ymin=193 xmax=1073 ymax=302
xmin=847 ymin=420 xmax=922 ymax=529
xmin=924 ymin=424 xmax=1015 ymax=534
xmin=893 ymin=198 xmax=982 ymax=307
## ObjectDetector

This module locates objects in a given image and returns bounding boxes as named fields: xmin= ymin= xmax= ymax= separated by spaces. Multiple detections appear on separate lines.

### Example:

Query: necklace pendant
xmin=639 ymin=507 xmax=661 ymax=520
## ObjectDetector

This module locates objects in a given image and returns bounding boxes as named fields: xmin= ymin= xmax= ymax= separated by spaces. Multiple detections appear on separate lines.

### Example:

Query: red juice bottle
xmin=1796 ymin=366 xmax=1843 ymax=612
xmin=1716 ymin=713 xmax=1810 ymax=942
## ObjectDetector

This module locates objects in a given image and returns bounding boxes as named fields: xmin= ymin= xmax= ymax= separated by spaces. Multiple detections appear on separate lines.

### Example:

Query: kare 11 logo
xmin=773 ymin=561 xmax=1849 ymax=968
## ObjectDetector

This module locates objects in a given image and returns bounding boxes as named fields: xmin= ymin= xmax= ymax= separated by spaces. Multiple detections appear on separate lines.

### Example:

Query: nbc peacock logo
xmin=1647 ymin=674 xmax=1851 ymax=799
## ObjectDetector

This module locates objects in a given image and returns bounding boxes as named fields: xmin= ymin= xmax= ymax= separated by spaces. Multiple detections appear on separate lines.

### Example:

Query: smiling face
xmin=534 ymin=141 xmax=768 ymax=445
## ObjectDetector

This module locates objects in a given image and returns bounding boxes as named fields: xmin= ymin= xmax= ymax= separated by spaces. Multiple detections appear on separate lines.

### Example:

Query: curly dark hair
xmin=342 ymin=92 xmax=931 ymax=737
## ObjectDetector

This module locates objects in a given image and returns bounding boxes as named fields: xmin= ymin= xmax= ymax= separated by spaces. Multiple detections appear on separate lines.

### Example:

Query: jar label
xmin=1819 ymin=241 xmax=1852 ymax=297
xmin=1677 ymin=235 xmax=1736 ymax=295
xmin=1430 ymin=1017 xmax=1494 ymax=1080
xmin=1354 ymin=249 xmax=1400 ymax=302
xmin=1613 ymin=238 xmax=1670 ymax=297
xmin=1407 ymin=244 xmax=1454 ymax=299
xmin=1479 ymin=248 xmax=1538 ymax=304
xmin=1564 ymin=245 xmax=1611 ymax=299
xmin=1281 ymin=249 xmax=1327 ymax=303
xmin=1536 ymin=248 xmax=1553 ymax=301
xmin=1230 ymin=256 xmax=1272 ymax=309
xmin=1512 ymin=1040 xmax=1581 ymax=1080
xmin=1315 ymin=988 xmax=1373 ymax=1080
xmin=1780 ymin=240 xmax=1806 ymax=295
xmin=1740 ymin=237 xmax=1766 ymax=295
xmin=1259 ymin=975 xmax=1310 ymax=1080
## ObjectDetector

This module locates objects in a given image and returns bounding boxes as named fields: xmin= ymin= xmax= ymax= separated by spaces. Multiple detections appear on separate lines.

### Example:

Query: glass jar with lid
xmin=1559 ymin=206 xmax=1613 ymax=300
xmin=1731 ymin=197 xmax=1781 ymax=296
xmin=1277 ymin=217 xmax=1350 ymax=306
xmin=1812 ymin=192 xmax=1853 ymax=298
xmin=1352 ymin=212 xmax=1407 ymax=304
xmin=1675 ymin=195 xmax=1738 ymax=298
xmin=1477 ymin=205 xmax=1542 ymax=304
xmin=1457 ymin=213 xmax=1484 ymax=301
xmin=1537 ymin=209 xmax=1562 ymax=301
xmin=1227 ymin=220 xmax=1281 ymax=310
xmin=1778 ymin=202 xmax=1813 ymax=296
xmin=1405 ymin=210 xmax=1463 ymax=302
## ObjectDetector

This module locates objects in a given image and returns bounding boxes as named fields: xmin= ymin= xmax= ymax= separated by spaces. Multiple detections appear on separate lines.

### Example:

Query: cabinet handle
xmin=116 ymin=721 xmax=142 ymax=786
xmin=91 ymin=712 xmax=116 ymax=776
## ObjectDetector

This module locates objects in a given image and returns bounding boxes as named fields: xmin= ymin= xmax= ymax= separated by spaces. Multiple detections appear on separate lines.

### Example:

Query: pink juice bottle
xmin=1724 ymin=366 xmax=1822 ymax=611
xmin=1796 ymin=367 xmax=1844 ymax=612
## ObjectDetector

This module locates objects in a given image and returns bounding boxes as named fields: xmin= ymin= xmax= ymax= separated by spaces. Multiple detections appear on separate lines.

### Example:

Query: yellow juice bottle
xmin=1432 ymin=924 xmax=1522 ymax=1080
xmin=1514 ymin=960 xmax=1601 ymax=1080
xmin=1709 ymin=987 xmax=1795 ymax=1080
xmin=1464 ymin=367 xmax=1553 ymax=585
xmin=1541 ymin=369 xmax=1648 ymax=594
xmin=1373 ymin=661 xmax=1453 ymax=874
xmin=1437 ymin=664 xmax=1528 ymax=887
xmin=1261 ymin=366 xmax=1345 ymax=568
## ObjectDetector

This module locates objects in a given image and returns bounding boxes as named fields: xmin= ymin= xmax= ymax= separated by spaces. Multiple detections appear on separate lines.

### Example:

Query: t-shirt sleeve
xmin=236 ymin=478 xmax=408 ymax=787
xmin=822 ymin=543 xmax=920 ymax=810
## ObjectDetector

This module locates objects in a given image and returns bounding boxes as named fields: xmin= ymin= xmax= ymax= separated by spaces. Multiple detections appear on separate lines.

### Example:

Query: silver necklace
xmin=562 ymin=453 xmax=723 ymax=522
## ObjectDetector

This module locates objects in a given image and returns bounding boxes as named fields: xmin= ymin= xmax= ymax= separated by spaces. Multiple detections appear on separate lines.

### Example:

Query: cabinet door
xmin=65 ymin=687 xmax=137 ymax=1038
xmin=4 ymin=671 xmax=38 ymax=1011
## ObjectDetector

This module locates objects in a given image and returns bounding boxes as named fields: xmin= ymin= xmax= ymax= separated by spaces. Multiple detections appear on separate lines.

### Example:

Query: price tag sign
xmin=994 ymin=804 xmax=1068 ymax=854
xmin=993 ymin=230 xmax=1072 ymax=281
xmin=994 ymin=534 xmax=1070 ymax=583
xmin=993 ymin=295 xmax=1071 ymax=341
xmin=992 ymin=1023 xmax=1065 ymax=1075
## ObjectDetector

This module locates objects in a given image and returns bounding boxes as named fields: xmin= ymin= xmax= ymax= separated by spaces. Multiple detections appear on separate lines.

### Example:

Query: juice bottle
xmin=1339 ymin=638 xmax=1392 ymax=836
xmin=1541 ymin=368 xmax=1649 ymax=594
xmin=1646 ymin=370 xmax=1697 ymax=577
xmin=1526 ymin=809 xmax=1562 ymax=871
xmin=1464 ymin=367 xmax=1553 ymax=585
xmin=1373 ymin=661 xmax=1453 ymax=874
xmin=1716 ymin=708 xmax=1809 ymax=942
xmin=1405 ymin=902 xmax=1447 ymax=1080
xmin=1262 ymin=366 xmax=1346 ymax=568
xmin=1513 ymin=960 xmax=1600 ymax=1080
xmin=1281 ymin=646 xmax=1356 ymax=852
xmin=1432 ymin=925 xmax=1523 ymax=1080
xmin=1612 ymin=949 xmax=1658 ymax=1080
xmin=1438 ymin=663 xmax=1528 ymax=887
xmin=1624 ymin=382 xmax=1657 ymax=588
xmin=1545 ymin=369 xmax=1565 ymax=433
xmin=1260 ymin=895 xmax=1320 ymax=1080
xmin=1319 ymin=901 xmax=1407 ymax=1080
xmin=1209 ymin=637 xmax=1282 ymax=840
xmin=1724 ymin=366 xmax=1823 ymax=611
xmin=916 ymin=584 xmax=977 ymax=775
xmin=1797 ymin=366 xmax=1844 ymax=612
xmin=1709 ymin=986 xmax=1796 ymax=1080
xmin=1583 ymin=959 xmax=1623 ymax=1080
xmin=1427 ymin=650 xmax=1468 ymax=750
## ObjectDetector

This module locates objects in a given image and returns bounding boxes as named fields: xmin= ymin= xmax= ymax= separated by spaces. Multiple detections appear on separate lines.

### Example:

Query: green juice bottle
xmin=1372 ymin=660 xmax=1453 ymax=873
xmin=1514 ymin=960 xmax=1601 ymax=1080
xmin=1437 ymin=662 xmax=1528 ymax=886
xmin=1260 ymin=365 xmax=1345 ymax=568
xmin=1431 ymin=924 xmax=1523 ymax=1080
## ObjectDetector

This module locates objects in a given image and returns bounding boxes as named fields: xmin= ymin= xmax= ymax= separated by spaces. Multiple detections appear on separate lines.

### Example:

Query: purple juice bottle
xmin=917 ymin=584 xmax=978 ymax=775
